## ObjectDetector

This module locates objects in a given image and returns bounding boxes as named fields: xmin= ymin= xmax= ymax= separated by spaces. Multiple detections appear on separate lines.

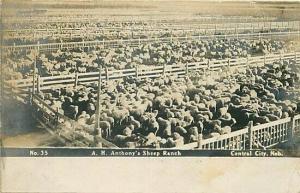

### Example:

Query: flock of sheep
xmin=4 ymin=17 xmax=299 ymax=149
xmin=5 ymin=38 xmax=287 ymax=80
xmin=4 ymin=21 xmax=152 ymax=45
xmin=38 ymin=57 xmax=300 ymax=148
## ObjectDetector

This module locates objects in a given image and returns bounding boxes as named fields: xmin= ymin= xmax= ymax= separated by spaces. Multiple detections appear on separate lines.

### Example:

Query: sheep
xmin=127 ymin=116 xmax=141 ymax=130
xmin=101 ymin=113 xmax=115 ymax=127
xmin=217 ymin=126 xmax=232 ymax=135
xmin=111 ymin=107 xmax=130 ymax=125
xmin=31 ymin=52 xmax=300 ymax=148
xmin=166 ymin=132 xmax=184 ymax=147
xmin=174 ymin=126 xmax=187 ymax=136
xmin=157 ymin=117 xmax=172 ymax=137
xmin=188 ymin=127 xmax=199 ymax=142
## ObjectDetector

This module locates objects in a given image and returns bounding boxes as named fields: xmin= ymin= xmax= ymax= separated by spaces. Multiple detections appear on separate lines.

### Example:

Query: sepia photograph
xmin=1 ymin=0 xmax=300 ymax=157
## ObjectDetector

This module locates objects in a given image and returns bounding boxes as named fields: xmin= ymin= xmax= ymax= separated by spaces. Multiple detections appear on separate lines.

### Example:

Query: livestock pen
xmin=176 ymin=116 xmax=300 ymax=150
xmin=3 ymin=21 xmax=300 ymax=44
xmin=3 ymin=51 xmax=300 ymax=149
xmin=4 ymin=51 xmax=300 ymax=94
xmin=3 ymin=30 xmax=300 ymax=52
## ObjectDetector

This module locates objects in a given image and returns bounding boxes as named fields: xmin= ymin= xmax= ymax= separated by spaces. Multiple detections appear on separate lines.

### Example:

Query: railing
xmin=251 ymin=118 xmax=291 ymax=148
xmin=3 ymin=21 xmax=300 ymax=43
xmin=5 ymin=51 xmax=300 ymax=94
xmin=3 ymin=30 xmax=300 ymax=52
xmin=2 ymin=15 xmax=277 ymax=25
xmin=30 ymin=92 xmax=300 ymax=150
xmin=4 ymin=54 xmax=300 ymax=150
xmin=30 ymin=94 xmax=118 ymax=148
xmin=176 ymin=117 xmax=295 ymax=150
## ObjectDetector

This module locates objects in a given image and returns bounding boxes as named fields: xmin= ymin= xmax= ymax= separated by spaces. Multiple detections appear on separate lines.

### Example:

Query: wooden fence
xmin=2 ymin=15 xmax=277 ymax=25
xmin=5 ymin=52 xmax=300 ymax=94
xmin=3 ymin=30 xmax=300 ymax=52
xmin=28 ymin=94 xmax=119 ymax=148
xmin=4 ymin=21 xmax=300 ymax=43
xmin=27 ymin=86 xmax=300 ymax=150
xmin=175 ymin=116 xmax=297 ymax=150
xmin=3 ymin=53 xmax=300 ymax=150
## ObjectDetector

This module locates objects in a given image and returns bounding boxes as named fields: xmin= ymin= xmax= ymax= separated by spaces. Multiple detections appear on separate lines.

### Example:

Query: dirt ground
xmin=2 ymin=129 xmax=56 ymax=147
xmin=1 ymin=100 xmax=58 ymax=147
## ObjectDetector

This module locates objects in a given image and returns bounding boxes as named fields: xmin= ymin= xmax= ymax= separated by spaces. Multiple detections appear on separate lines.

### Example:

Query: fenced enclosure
xmin=30 ymin=94 xmax=119 ymax=148
xmin=14 ymin=93 xmax=300 ymax=150
xmin=173 ymin=116 xmax=297 ymax=150
xmin=3 ymin=30 xmax=300 ymax=52
xmin=3 ymin=1 xmax=300 ymax=151
xmin=4 ymin=51 xmax=300 ymax=95
xmin=2 ymin=14 xmax=278 ymax=26
xmin=3 ymin=20 xmax=300 ymax=44
xmin=3 ymin=50 xmax=300 ymax=150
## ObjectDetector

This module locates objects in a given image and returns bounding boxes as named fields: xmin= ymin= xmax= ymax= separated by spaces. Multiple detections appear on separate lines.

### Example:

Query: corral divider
xmin=5 ymin=52 xmax=300 ymax=93
xmin=30 ymin=94 xmax=119 ymax=148
xmin=5 ymin=21 xmax=300 ymax=43
xmin=175 ymin=116 xmax=298 ymax=150
xmin=32 ymin=90 xmax=298 ymax=150
xmin=3 ymin=31 xmax=300 ymax=52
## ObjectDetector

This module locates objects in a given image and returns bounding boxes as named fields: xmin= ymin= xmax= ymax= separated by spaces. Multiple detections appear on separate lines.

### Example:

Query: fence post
xmin=247 ymin=55 xmax=249 ymax=67
xmin=105 ymin=67 xmax=109 ymax=82
xmin=95 ymin=67 xmax=102 ymax=141
xmin=74 ymin=72 xmax=78 ymax=88
xmin=288 ymin=116 xmax=296 ymax=148
xmin=60 ymin=39 xmax=65 ymax=50
xmin=197 ymin=134 xmax=203 ymax=149
xmin=248 ymin=121 xmax=253 ymax=150
xmin=185 ymin=63 xmax=189 ymax=76
xmin=264 ymin=54 xmax=266 ymax=65
xmin=55 ymin=107 xmax=60 ymax=125
xmin=37 ymin=41 xmax=40 ymax=52
xmin=32 ymin=53 xmax=37 ymax=95
xmin=294 ymin=51 xmax=297 ymax=62
xmin=82 ymin=39 xmax=86 ymax=49
xmin=135 ymin=66 xmax=139 ymax=78
xmin=163 ymin=63 xmax=166 ymax=76
xmin=37 ymin=75 xmax=41 ymax=93
xmin=207 ymin=59 xmax=210 ymax=70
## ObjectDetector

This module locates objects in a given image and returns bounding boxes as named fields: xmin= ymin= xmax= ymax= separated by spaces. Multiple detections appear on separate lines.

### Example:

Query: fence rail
xmin=175 ymin=116 xmax=296 ymax=150
xmin=30 ymin=90 xmax=300 ymax=150
xmin=3 ymin=30 xmax=300 ymax=52
xmin=5 ymin=51 xmax=300 ymax=94
xmin=3 ymin=21 xmax=300 ymax=43
xmin=4 ymin=53 xmax=300 ymax=149
xmin=28 ymin=94 xmax=119 ymax=148
xmin=2 ymin=15 xmax=277 ymax=25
